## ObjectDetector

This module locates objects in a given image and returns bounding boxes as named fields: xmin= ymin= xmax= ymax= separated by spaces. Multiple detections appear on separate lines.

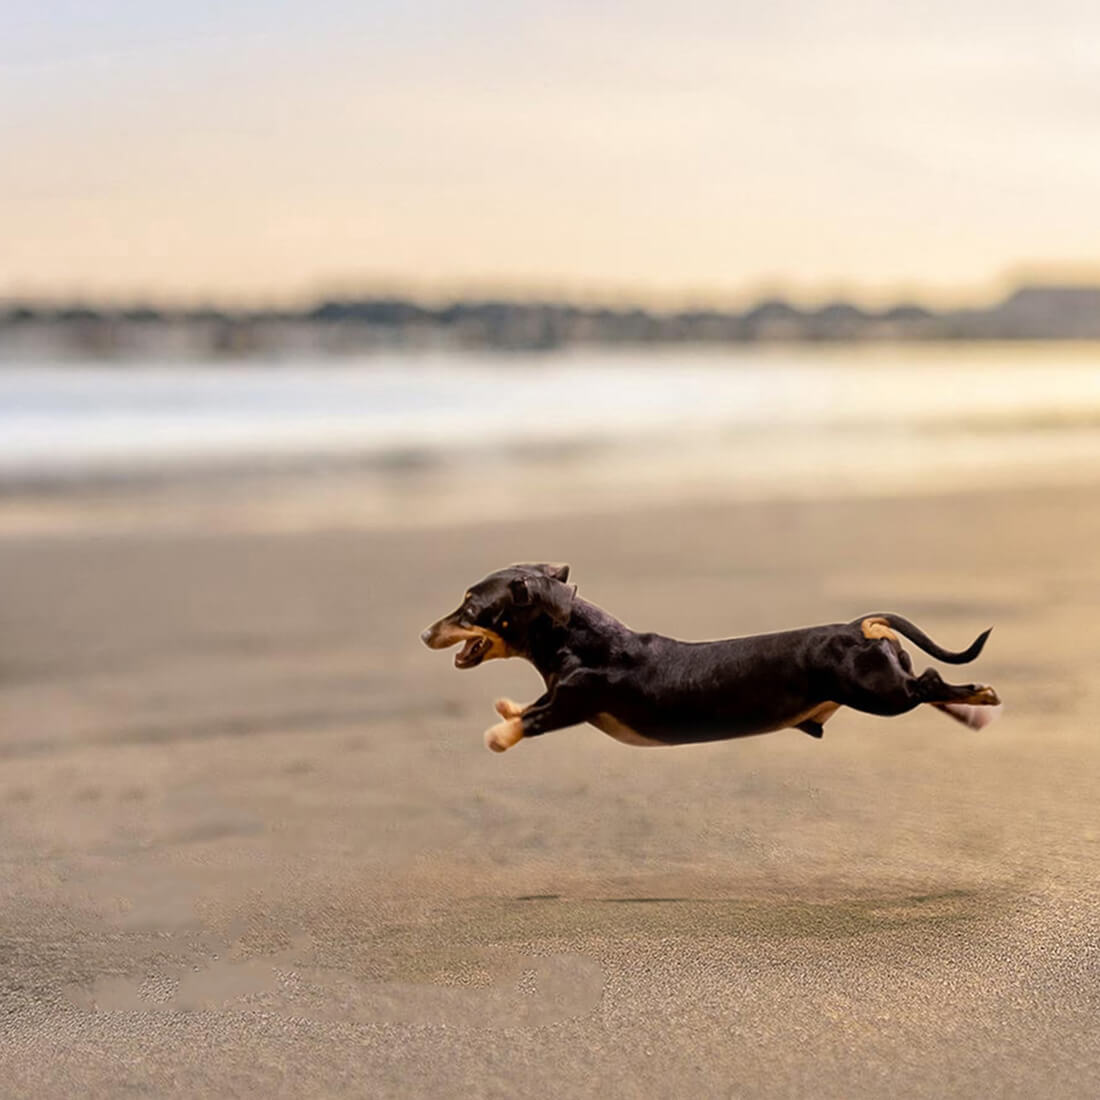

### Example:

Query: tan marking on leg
xmin=484 ymin=716 xmax=524 ymax=753
xmin=861 ymin=616 xmax=899 ymax=643
xmin=958 ymin=685 xmax=1000 ymax=706
xmin=494 ymin=697 xmax=526 ymax=719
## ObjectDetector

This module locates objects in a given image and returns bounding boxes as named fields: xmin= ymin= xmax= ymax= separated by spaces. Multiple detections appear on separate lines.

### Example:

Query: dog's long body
xmin=421 ymin=563 xmax=1001 ymax=753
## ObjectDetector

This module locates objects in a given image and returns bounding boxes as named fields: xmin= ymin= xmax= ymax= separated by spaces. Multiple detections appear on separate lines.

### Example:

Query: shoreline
xmin=3 ymin=434 xmax=1100 ymax=539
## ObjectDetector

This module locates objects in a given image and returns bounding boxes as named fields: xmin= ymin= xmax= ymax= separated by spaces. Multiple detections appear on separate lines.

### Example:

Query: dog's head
xmin=420 ymin=562 xmax=576 ymax=669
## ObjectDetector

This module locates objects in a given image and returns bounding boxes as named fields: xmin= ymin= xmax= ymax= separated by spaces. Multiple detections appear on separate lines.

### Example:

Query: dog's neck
xmin=525 ymin=597 xmax=637 ymax=683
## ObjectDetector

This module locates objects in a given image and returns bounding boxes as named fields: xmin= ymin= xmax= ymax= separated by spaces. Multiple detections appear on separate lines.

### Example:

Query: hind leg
xmin=831 ymin=639 xmax=925 ymax=717
xmin=874 ymin=625 xmax=999 ymax=707
xmin=830 ymin=638 xmax=998 ymax=717
xmin=911 ymin=667 xmax=1000 ymax=707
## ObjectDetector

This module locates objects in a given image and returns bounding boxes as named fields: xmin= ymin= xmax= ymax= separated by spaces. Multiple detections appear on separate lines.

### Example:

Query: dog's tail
xmin=855 ymin=613 xmax=992 ymax=664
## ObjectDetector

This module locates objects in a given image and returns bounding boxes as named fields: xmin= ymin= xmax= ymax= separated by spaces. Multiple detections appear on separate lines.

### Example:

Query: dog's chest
xmin=590 ymin=712 xmax=668 ymax=747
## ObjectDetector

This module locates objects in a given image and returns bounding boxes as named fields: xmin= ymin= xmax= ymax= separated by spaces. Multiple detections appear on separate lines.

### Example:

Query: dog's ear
xmin=509 ymin=573 xmax=576 ymax=624
xmin=543 ymin=562 xmax=570 ymax=583
xmin=508 ymin=576 xmax=533 ymax=606
xmin=517 ymin=562 xmax=570 ymax=583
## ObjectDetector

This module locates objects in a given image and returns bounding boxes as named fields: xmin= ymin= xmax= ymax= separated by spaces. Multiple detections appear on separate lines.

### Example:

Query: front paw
xmin=484 ymin=717 xmax=524 ymax=753
xmin=494 ymin=697 xmax=525 ymax=719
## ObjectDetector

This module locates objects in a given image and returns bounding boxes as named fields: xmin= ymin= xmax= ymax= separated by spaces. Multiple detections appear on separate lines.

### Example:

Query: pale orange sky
xmin=3 ymin=2 xmax=1099 ymax=305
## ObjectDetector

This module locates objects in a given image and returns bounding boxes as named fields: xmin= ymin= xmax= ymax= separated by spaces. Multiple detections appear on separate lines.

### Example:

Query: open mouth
xmin=455 ymin=635 xmax=491 ymax=668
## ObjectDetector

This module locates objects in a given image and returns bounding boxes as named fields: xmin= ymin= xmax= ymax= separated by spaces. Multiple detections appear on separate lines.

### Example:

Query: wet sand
xmin=1 ymin=483 xmax=1098 ymax=1097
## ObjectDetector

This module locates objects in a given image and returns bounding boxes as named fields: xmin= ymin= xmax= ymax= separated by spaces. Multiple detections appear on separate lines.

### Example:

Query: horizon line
xmin=4 ymin=271 xmax=1100 ymax=316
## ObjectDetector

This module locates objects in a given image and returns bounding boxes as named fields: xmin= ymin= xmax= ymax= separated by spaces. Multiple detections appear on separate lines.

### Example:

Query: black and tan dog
xmin=421 ymin=563 xmax=1001 ymax=753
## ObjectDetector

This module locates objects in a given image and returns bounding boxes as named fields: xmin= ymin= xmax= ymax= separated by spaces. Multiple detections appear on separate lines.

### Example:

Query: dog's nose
xmin=420 ymin=628 xmax=434 ymax=645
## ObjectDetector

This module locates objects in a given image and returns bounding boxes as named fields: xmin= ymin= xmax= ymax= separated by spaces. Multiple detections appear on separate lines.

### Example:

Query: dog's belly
xmin=589 ymin=696 xmax=839 ymax=747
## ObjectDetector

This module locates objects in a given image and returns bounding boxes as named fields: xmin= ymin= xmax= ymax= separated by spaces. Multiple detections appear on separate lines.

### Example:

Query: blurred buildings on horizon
xmin=2 ymin=283 xmax=1100 ymax=361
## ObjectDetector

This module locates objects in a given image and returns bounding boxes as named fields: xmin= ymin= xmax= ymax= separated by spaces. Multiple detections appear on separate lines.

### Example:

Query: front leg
xmin=483 ymin=674 xmax=604 ymax=753
xmin=484 ymin=692 xmax=549 ymax=752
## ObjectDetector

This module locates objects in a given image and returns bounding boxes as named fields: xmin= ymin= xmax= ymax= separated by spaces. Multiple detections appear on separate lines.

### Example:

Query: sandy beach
xmin=1 ymin=480 xmax=1098 ymax=1097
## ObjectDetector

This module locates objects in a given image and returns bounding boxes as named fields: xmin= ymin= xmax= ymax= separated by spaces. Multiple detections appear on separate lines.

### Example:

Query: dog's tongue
xmin=455 ymin=637 xmax=481 ymax=666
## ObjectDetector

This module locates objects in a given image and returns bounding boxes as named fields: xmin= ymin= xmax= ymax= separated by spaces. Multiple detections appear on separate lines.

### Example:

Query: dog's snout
xmin=420 ymin=627 xmax=435 ymax=646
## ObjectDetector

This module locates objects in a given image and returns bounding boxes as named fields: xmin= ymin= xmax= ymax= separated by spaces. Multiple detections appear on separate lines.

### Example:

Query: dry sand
xmin=0 ymin=483 xmax=1098 ymax=1097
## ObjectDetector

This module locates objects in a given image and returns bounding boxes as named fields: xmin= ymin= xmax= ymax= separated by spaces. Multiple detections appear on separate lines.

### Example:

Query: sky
xmin=2 ymin=1 xmax=1100 ymax=305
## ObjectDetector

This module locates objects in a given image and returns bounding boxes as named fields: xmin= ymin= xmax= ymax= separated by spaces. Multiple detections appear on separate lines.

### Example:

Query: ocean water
xmin=2 ymin=344 xmax=1100 ymax=530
